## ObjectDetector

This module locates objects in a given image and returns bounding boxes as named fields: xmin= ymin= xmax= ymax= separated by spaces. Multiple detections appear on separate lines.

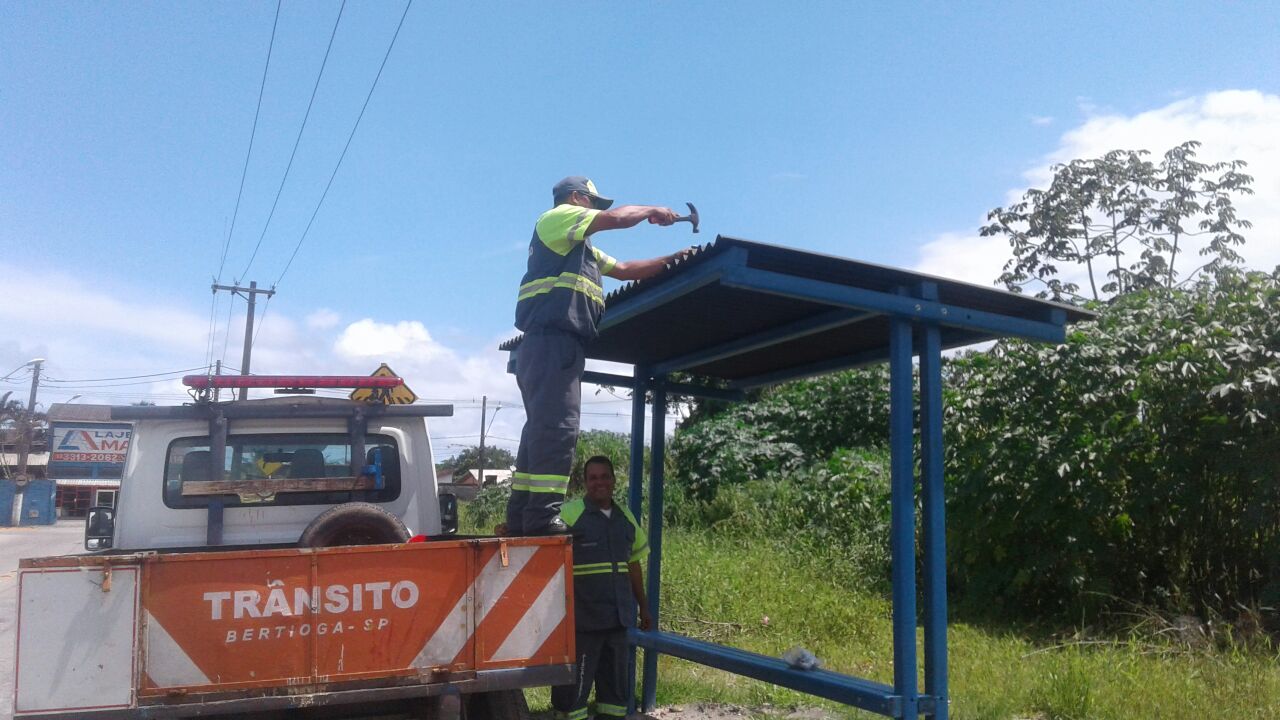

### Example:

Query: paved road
xmin=0 ymin=520 xmax=86 ymax=720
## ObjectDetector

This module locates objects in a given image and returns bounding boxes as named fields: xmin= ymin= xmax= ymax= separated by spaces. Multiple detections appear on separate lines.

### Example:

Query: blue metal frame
xmin=632 ymin=630 xmax=900 ymax=716
xmin=641 ymin=379 xmax=668 ymax=710
xmin=627 ymin=369 xmax=648 ymax=715
xmin=582 ymin=370 xmax=745 ymax=403
xmin=888 ymin=295 xmax=919 ymax=719
xmin=720 ymin=264 xmax=1066 ymax=344
xmin=506 ymin=242 xmax=1077 ymax=718
xmin=598 ymin=247 xmax=748 ymax=333
xmin=918 ymin=283 xmax=949 ymax=720
xmin=650 ymin=308 xmax=875 ymax=376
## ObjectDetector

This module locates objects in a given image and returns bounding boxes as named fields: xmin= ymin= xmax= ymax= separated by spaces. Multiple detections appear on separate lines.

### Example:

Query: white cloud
xmin=0 ymin=265 xmax=207 ymax=354
xmin=917 ymin=89 xmax=1280 ymax=288
xmin=333 ymin=320 xmax=452 ymax=362
xmin=305 ymin=309 xmax=340 ymax=330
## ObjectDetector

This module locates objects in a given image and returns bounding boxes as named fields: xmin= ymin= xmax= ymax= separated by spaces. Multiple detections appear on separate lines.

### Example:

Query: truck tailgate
xmin=14 ymin=537 xmax=572 ymax=716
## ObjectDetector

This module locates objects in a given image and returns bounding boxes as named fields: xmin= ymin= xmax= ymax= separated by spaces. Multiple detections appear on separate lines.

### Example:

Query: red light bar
xmin=183 ymin=375 xmax=405 ymax=390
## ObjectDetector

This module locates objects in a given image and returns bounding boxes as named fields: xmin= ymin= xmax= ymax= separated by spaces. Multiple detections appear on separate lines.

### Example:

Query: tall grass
xmin=639 ymin=528 xmax=1280 ymax=719
xmin=460 ymin=453 xmax=1280 ymax=717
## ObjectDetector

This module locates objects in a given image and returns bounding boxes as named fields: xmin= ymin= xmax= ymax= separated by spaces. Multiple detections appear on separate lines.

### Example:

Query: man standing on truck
xmin=508 ymin=176 xmax=686 ymax=535
xmin=552 ymin=455 xmax=651 ymax=720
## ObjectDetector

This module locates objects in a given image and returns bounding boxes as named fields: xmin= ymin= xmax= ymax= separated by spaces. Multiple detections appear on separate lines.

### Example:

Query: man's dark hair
xmin=583 ymin=455 xmax=615 ymax=477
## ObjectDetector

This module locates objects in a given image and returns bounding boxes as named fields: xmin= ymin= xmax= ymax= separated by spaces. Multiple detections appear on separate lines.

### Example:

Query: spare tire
xmin=298 ymin=502 xmax=411 ymax=548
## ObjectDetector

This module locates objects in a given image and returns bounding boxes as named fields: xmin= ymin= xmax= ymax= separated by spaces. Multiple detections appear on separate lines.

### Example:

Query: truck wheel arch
xmin=465 ymin=689 xmax=531 ymax=720
xmin=298 ymin=502 xmax=411 ymax=548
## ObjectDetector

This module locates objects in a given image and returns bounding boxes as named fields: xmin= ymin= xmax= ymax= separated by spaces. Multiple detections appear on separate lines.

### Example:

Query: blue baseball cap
xmin=552 ymin=176 xmax=614 ymax=210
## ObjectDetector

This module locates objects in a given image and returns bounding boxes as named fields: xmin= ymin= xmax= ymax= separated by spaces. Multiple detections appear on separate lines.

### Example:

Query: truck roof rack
xmin=109 ymin=397 xmax=452 ymax=421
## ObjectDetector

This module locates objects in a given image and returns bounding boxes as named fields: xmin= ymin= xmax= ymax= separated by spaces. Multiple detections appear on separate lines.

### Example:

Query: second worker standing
xmin=507 ymin=176 xmax=687 ymax=536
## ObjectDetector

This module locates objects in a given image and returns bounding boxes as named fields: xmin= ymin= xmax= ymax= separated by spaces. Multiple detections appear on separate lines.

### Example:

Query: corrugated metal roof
xmin=501 ymin=236 xmax=1093 ymax=387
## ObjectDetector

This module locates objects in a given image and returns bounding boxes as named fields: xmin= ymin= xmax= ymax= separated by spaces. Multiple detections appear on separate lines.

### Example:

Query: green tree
xmin=984 ymin=141 xmax=1253 ymax=302
xmin=444 ymin=445 xmax=516 ymax=476
xmin=945 ymin=269 xmax=1280 ymax=620
xmin=1 ymin=397 xmax=47 ymax=480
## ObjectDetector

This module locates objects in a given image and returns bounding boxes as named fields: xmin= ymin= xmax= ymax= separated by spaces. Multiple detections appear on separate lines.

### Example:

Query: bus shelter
xmin=503 ymin=237 xmax=1092 ymax=719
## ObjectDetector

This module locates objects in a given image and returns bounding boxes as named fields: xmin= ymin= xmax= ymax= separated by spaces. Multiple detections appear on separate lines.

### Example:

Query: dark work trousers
xmin=507 ymin=329 xmax=585 ymax=535
xmin=550 ymin=628 xmax=629 ymax=719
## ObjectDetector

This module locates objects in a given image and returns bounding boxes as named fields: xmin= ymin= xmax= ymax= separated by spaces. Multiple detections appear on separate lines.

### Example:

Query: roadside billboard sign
xmin=48 ymin=422 xmax=133 ymax=479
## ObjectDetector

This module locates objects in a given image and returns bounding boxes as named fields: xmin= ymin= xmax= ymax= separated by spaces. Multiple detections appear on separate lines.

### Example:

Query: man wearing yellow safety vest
xmin=508 ymin=176 xmax=685 ymax=536
xmin=551 ymin=456 xmax=650 ymax=720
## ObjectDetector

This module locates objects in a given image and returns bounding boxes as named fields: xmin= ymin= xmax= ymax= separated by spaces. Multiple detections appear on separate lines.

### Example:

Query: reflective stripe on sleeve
xmin=592 ymin=245 xmax=618 ymax=274
xmin=630 ymin=537 xmax=649 ymax=563
xmin=567 ymin=209 xmax=594 ymax=243
xmin=536 ymin=206 xmax=598 ymax=255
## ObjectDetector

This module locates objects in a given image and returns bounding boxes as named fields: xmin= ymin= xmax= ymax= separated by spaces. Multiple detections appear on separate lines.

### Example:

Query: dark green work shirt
xmin=560 ymin=497 xmax=648 ymax=632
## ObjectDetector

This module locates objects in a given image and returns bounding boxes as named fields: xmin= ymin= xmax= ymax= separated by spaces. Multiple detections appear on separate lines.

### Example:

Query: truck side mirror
xmin=438 ymin=494 xmax=458 ymax=535
xmin=85 ymin=506 xmax=116 ymax=551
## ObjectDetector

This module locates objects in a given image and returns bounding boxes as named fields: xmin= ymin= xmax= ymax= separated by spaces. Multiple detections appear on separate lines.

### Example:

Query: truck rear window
xmin=163 ymin=433 xmax=401 ymax=509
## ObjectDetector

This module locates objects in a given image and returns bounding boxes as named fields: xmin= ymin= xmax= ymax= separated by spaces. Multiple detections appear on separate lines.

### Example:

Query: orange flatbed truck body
xmin=14 ymin=536 xmax=573 ymax=718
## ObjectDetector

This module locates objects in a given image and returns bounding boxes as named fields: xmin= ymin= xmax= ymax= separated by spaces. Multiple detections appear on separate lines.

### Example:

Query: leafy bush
xmin=461 ymin=429 xmax=651 ymax=532
xmin=666 ymin=447 xmax=892 ymax=591
xmin=946 ymin=269 xmax=1280 ymax=620
xmin=670 ymin=368 xmax=889 ymax=502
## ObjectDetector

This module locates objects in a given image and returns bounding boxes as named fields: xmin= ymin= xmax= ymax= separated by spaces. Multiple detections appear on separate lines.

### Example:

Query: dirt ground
xmin=533 ymin=705 xmax=839 ymax=720
xmin=642 ymin=706 xmax=838 ymax=720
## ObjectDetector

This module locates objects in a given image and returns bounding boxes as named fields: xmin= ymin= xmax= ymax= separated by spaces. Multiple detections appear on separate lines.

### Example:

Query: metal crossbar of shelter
xmin=501 ymin=236 xmax=1093 ymax=719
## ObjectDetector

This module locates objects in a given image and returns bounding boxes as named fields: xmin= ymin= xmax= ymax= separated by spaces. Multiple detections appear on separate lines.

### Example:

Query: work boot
xmin=540 ymin=517 xmax=570 ymax=535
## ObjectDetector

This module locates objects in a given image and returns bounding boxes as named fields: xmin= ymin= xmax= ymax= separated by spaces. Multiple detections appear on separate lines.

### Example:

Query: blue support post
xmin=641 ymin=379 xmax=668 ymax=712
xmin=889 ymin=309 xmax=919 ymax=718
xmin=918 ymin=284 xmax=948 ymax=719
xmin=628 ymin=369 xmax=649 ymax=520
xmin=626 ymin=369 xmax=648 ymax=714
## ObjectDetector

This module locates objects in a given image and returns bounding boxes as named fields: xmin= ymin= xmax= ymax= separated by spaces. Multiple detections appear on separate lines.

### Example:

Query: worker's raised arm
xmin=605 ymin=248 xmax=693 ymax=281
xmin=586 ymin=205 xmax=679 ymax=235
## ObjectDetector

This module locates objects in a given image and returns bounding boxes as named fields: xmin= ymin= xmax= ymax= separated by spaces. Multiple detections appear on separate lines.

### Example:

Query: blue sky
xmin=3 ymin=2 xmax=1279 ymax=455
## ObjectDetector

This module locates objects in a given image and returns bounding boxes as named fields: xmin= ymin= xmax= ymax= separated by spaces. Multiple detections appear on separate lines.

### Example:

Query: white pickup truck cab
xmin=13 ymin=391 xmax=572 ymax=720
xmin=108 ymin=397 xmax=450 ymax=550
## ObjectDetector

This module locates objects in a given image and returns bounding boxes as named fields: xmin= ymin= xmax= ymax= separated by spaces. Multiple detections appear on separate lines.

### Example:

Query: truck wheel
xmin=298 ymin=502 xmax=411 ymax=548
xmin=464 ymin=689 xmax=530 ymax=720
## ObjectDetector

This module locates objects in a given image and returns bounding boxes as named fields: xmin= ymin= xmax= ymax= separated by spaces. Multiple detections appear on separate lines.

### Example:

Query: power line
xmin=208 ymin=1 xmax=282 ymax=371
xmin=275 ymin=0 xmax=413 ymax=288
xmin=217 ymin=0 xmax=282 ymax=284
xmin=240 ymin=0 xmax=347 ymax=281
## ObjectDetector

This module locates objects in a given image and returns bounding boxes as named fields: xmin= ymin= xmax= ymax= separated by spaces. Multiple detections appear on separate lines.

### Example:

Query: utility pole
xmin=12 ymin=358 xmax=42 ymax=526
xmin=15 ymin=358 xmax=43 ymax=484
xmin=477 ymin=395 xmax=487 ymax=488
xmin=211 ymin=281 xmax=275 ymax=400
xmin=213 ymin=360 xmax=223 ymax=403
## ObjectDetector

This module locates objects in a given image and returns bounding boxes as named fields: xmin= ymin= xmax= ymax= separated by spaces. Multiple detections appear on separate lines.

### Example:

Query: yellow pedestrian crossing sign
xmin=350 ymin=363 xmax=418 ymax=404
